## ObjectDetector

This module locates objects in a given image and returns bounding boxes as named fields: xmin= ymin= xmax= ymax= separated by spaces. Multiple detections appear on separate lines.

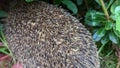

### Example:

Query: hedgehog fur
xmin=5 ymin=1 xmax=99 ymax=68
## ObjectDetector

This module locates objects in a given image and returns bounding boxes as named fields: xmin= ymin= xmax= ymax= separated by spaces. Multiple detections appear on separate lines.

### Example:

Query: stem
xmin=0 ymin=30 xmax=16 ymax=63
xmin=117 ymin=55 xmax=120 ymax=68
xmin=105 ymin=50 xmax=113 ymax=57
xmin=84 ymin=0 xmax=89 ymax=10
xmin=3 ymin=42 xmax=16 ymax=63
xmin=100 ymin=0 xmax=110 ymax=20
xmin=98 ymin=44 xmax=106 ymax=54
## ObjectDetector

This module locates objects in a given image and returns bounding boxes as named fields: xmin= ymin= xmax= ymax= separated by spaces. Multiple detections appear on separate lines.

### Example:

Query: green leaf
xmin=76 ymin=0 xmax=83 ymax=5
xmin=110 ymin=14 xmax=116 ymax=20
xmin=0 ymin=10 xmax=7 ymax=17
xmin=25 ymin=0 xmax=33 ymax=2
xmin=114 ymin=30 xmax=120 ymax=38
xmin=85 ymin=10 xmax=105 ymax=26
xmin=0 ymin=47 xmax=9 ymax=55
xmin=0 ymin=22 xmax=4 ymax=30
xmin=54 ymin=0 xmax=62 ymax=4
xmin=105 ymin=20 xmax=113 ymax=30
xmin=109 ymin=32 xmax=119 ymax=44
xmin=95 ymin=0 xmax=101 ymax=6
xmin=113 ymin=24 xmax=120 ymax=38
xmin=106 ymin=0 xmax=114 ymax=9
xmin=110 ymin=0 xmax=120 ymax=14
xmin=93 ymin=28 xmax=106 ymax=41
xmin=101 ymin=35 xmax=109 ymax=45
xmin=62 ymin=0 xmax=78 ymax=14
xmin=115 ymin=6 xmax=120 ymax=33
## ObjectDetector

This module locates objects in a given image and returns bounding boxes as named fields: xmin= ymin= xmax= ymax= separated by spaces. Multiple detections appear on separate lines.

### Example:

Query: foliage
xmin=0 ymin=29 xmax=15 ymax=62
xmin=0 ymin=10 xmax=7 ymax=17
xmin=85 ymin=0 xmax=120 ymax=46
xmin=0 ymin=9 xmax=8 ymax=55
xmin=25 ymin=0 xmax=35 ymax=2
xmin=53 ymin=0 xmax=80 ymax=14
xmin=0 ymin=9 xmax=16 ymax=66
xmin=84 ymin=0 xmax=120 ymax=68
xmin=61 ymin=0 xmax=78 ymax=14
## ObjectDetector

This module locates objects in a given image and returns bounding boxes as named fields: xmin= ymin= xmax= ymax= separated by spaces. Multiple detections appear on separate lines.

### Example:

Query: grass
xmin=100 ymin=53 xmax=117 ymax=68
xmin=0 ymin=29 xmax=16 ymax=67
xmin=98 ymin=42 xmax=119 ymax=68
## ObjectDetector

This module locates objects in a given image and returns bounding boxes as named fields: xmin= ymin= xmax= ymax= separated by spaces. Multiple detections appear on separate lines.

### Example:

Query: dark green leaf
xmin=54 ymin=0 xmax=62 ymax=4
xmin=85 ymin=10 xmax=105 ymax=26
xmin=0 ymin=22 xmax=4 ymax=30
xmin=62 ymin=0 xmax=78 ymax=14
xmin=25 ymin=0 xmax=33 ymax=2
xmin=101 ymin=35 xmax=109 ymax=45
xmin=95 ymin=0 xmax=101 ymax=6
xmin=114 ymin=30 xmax=120 ymax=38
xmin=76 ymin=0 xmax=83 ymax=5
xmin=107 ymin=0 xmax=114 ymax=9
xmin=0 ymin=10 xmax=7 ymax=17
xmin=109 ymin=32 xmax=119 ymax=44
xmin=0 ymin=47 xmax=9 ymax=55
xmin=113 ymin=25 xmax=120 ymax=38
xmin=105 ymin=20 xmax=113 ymax=30
xmin=93 ymin=28 xmax=106 ymax=41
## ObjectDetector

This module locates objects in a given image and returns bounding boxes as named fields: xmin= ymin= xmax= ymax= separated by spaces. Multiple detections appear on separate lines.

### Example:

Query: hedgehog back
xmin=5 ymin=1 xmax=99 ymax=68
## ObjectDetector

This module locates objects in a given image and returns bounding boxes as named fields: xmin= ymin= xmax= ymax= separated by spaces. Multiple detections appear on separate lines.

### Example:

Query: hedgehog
xmin=4 ymin=1 xmax=100 ymax=68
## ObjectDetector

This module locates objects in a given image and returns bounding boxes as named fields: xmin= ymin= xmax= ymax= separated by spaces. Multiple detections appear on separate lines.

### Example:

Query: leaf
xmin=0 ymin=22 xmax=4 ymax=30
xmin=12 ymin=62 xmax=23 ymax=68
xmin=113 ymin=26 xmax=120 ymax=38
xmin=101 ymin=35 xmax=109 ymax=45
xmin=115 ymin=6 xmax=120 ymax=33
xmin=0 ymin=47 xmax=6 ymax=52
xmin=109 ymin=32 xmax=119 ymax=44
xmin=54 ymin=0 xmax=62 ymax=4
xmin=105 ymin=20 xmax=113 ymax=30
xmin=0 ymin=10 xmax=7 ymax=17
xmin=85 ymin=10 xmax=105 ymax=26
xmin=106 ymin=0 xmax=114 ymax=9
xmin=0 ymin=47 xmax=9 ymax=55
xmin=76 ymin=0 xmax=83 ymax=5
xmin=95 ymin=0 xmax=101 ymax=6
xmin=110 ymin=14 xmax=116 ymax=21
xmin=110 ymin=0 xmax=120 ymax=14
xmin=62 ymin=0 xmax=78 ymax=14
xmin=25 ymin=0 xmax=33 ymax=2
xmin=93 ymin=28 xmax=106 ymax=41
